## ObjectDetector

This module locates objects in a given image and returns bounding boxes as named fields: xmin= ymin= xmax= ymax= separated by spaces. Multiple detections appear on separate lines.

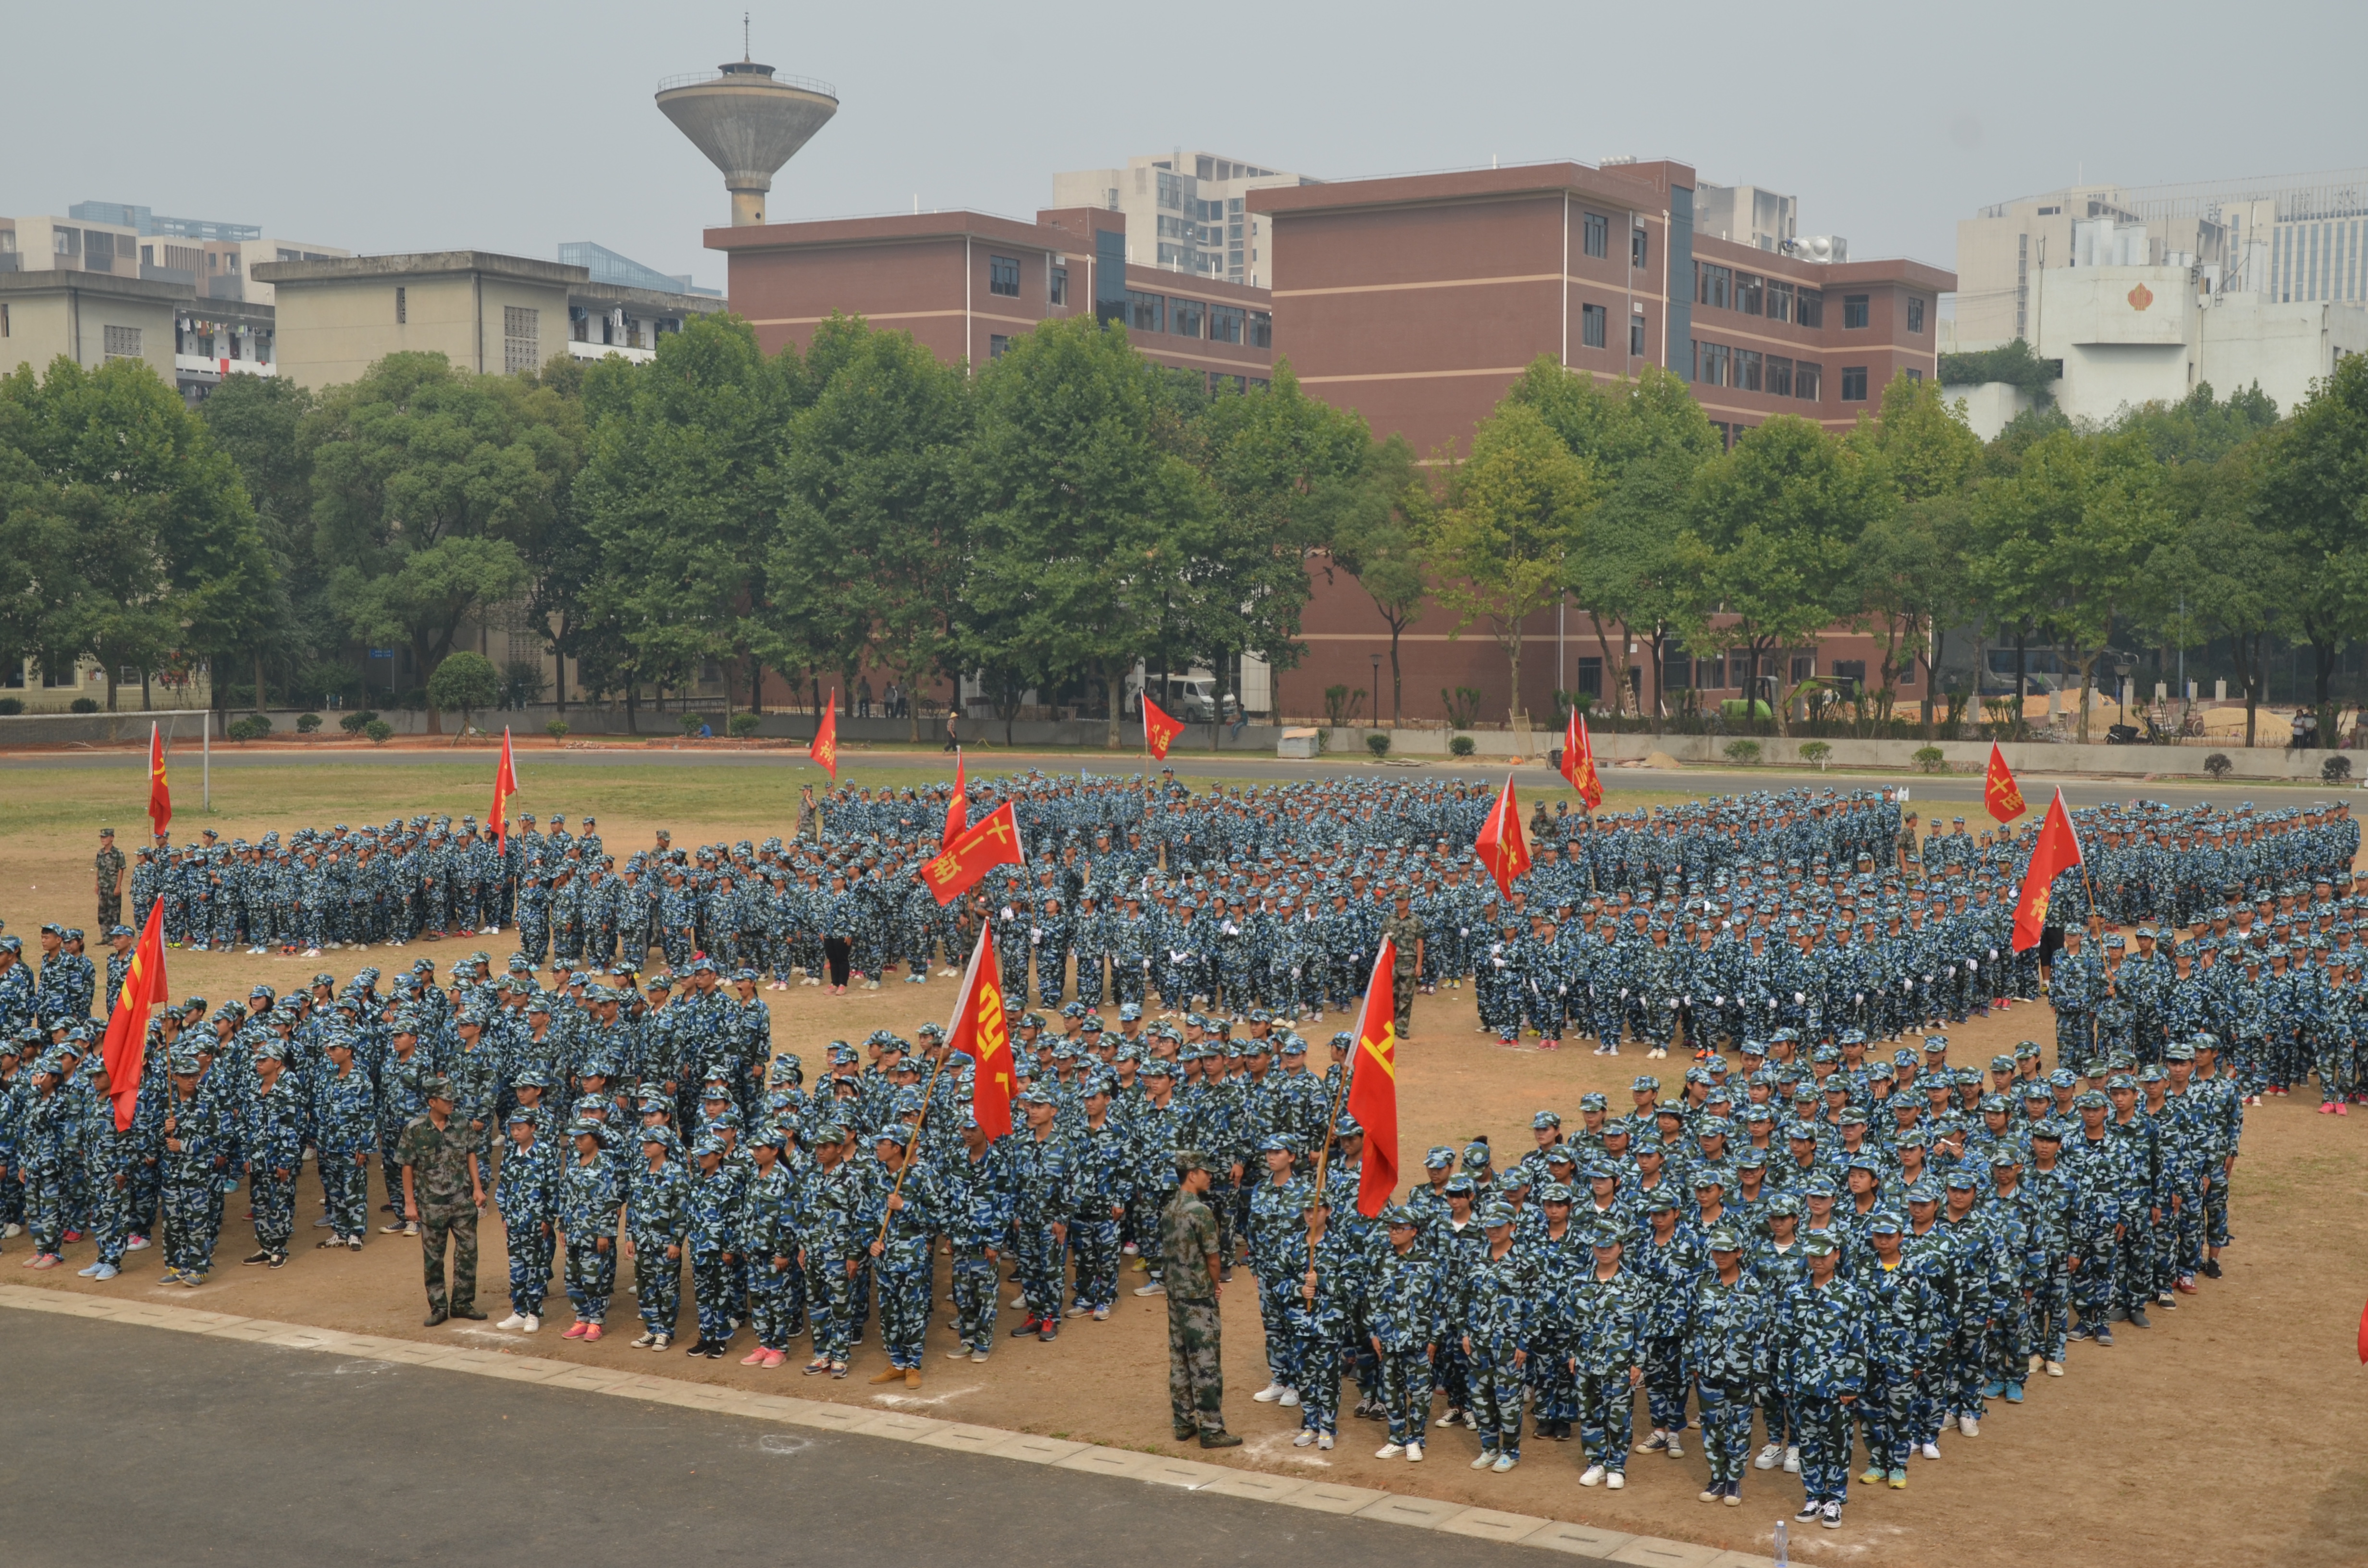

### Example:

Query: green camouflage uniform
xmin=396 ymin=1112 xmax=480 ymax=1312
xmin=1379 ymin=909 xmax=1426 ymax=1038
xmin=1162 ymin=1184 xmax=1225 ymax=1437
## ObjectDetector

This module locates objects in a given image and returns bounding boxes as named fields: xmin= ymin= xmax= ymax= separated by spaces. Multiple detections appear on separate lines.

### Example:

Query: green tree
xmin=1849 ymin=374 xmax=1983 ymax=729
xmin=1317 ymin=433 xmax=1428 ymax=722
xmin=2254 ymin=353 xmax=2368 ymax=744
xmin=200 ymin=374 xmax=323 ymax=708
xmin=963 ymin=316 xmax=1214 ymax=747
xmin=1691 ymin=414 xmax=1887 ymax=734
xmin=0 ymin=355 xmax=273 ymax=711
xmin=426 ymin=649 xmax=501 ymax=739
xmin=775 ymin=315 xmax=970 ymax=740
xmin=2141 ymin=440 xmax=2288 ymax=746
xmin=307 ymin=352 xmax=577 ymax=731
xmin=1430 ymin=401 xmax=1596 ymax=726
xmin=1971 ymin=427 xmax=2173 ymax=743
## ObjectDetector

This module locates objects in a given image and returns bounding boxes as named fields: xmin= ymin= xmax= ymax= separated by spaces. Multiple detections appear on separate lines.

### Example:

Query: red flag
xmin=147 ymin=723 xmax=171 ymax=837
xmin=1984 ymin=742 xmax=2026 ymax=823
xmin=2010 ymin=788 xmax=2084 ymax=953
xmin=1475 ymin=772 xmax=1531 ymax=897
xmin=100 ymin=900 xmax=166 ymax=1131
xmin=491 ymin=727 xmax=519 ymax=846
xmin=942 ymin=748 xmax=967 ymax=849
xmin=1143 ymin=694 xmax=1183 ymax=761
xmin=1344 ymin=939 xmax=1399 ymax=1218
xmin=2358 ymin=1297 xmax=2368 ymax=1364
xmin=1560 ymin=710 xmax=1604 ymax=811
xmin=944 ymin=922 xmax=1013 ymax=1138
xmin=920 ymin=800 xmax=1026 ymax=906
xmin=809 ymin=696 xmax=839 ymax=781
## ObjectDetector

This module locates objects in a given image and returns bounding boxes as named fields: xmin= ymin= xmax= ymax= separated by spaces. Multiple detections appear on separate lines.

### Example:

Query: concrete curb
xmin=0 ymin=1285 xmax=1775 ymax=1568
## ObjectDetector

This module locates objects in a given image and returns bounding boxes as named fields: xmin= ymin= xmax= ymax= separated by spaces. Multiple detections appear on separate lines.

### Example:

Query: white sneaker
xmin=1605 ymin=1470 xmax=1625 ymax=1490
xmin=1278 ymin=1389 xmax=1300 ymax=1408
xmin=1133 ymin=1282 xmax=1165 ymax=1297
xmin=1958 ymin=1414 xmax=1979 ymax=1437
xmin=2046 ymin=1360 xmax=2064 ymax=1377
xmin=1471 ymin=1453 xmax=1497 ymax=1470
xmin=1487 ymin=1450 xmax=1510 ymax=1470
xmin=1404 ymin=1443 xmax=1423 ymax=1463
xmin=498 ymin=1313 xmax=525 ymax=1330
xmin=1375 ymin=1442 xmax=1404 ymax=1459
xmin=1666 ymin=1435 xmax=1685 ymax=1458
xmin=1782 ymin=1445 xmax=1801 ymax=1473
xmin=520 ymin=1314 xmax=540 ymax=1333
xmin=1254 ymin=1384 xmax=1286 ymax=1403
xmin=1820 ymin=1502 xmax=1843 ymax=1529
xmin=629 ymin=1331 xmax=655 ymax=1348
xmin=1293 ymin=1431 xmax=1316 ymax=1447
xmin=1317 ymin=1434 xmax=1334 ymax=1451
xmin=1920 ymin=1441 xmax=1942 ymax=1461
xmin=971 ymin=1349 xmax=990 ymax=1363
xmin=947 ymin=1345 xmax=973 ymax=1359
xmin=1579 ymin=1464 xmax=1605 ymax=1486
xmin=1754 ymin=1442 xmax=1782 ymax=1470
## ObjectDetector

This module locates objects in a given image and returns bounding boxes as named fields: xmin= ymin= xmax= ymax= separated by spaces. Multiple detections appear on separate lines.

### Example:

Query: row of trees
xmin=2 ymin=313 xmax=2363 ymax=747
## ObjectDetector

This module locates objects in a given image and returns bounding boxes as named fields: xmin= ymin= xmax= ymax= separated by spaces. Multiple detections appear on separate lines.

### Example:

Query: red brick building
xmin=703 ymin=160 xmax=1953 ymax=729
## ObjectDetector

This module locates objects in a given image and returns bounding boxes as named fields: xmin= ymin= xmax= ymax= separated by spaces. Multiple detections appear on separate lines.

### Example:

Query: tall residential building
xmin=1952 ymin=166 xmax=2368 ymax=348
xmin=1050 ymin=151 xmax=1310 ymax=289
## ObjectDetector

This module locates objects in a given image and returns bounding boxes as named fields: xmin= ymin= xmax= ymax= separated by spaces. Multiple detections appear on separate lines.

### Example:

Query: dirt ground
xmin=10 ymin=785 xmax=2368 ymax=1568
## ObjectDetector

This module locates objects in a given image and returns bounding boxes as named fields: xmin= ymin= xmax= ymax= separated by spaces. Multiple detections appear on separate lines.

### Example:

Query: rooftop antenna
xmin=743 ymin=11 xmax=751 ymax=60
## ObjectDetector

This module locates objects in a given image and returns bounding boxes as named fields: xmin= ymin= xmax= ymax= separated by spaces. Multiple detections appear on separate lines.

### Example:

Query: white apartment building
xmin=1051 ymin=151 xmax=1309 ymax=289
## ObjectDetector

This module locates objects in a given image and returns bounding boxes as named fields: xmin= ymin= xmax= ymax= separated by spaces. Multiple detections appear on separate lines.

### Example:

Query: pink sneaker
xmin=582 ymin=1324 xmax=603 ymax=1342
xmin=760 ymin=1349 xmax=786 ymax=1368
xmin=562 ymin=1322 xmax=589 ymax=1339
xmin=741 ymin=1348 xmax=768 ymax=1366
xmin=28 ymin=1254 xmax=59 ymax=1270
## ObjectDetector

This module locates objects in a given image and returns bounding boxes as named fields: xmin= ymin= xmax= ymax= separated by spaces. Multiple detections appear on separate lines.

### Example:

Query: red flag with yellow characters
xmin=2010 ymin=788 xmax=2084 ymax=952
xmin=1984 ymin=742 xmax=2025 ymax=823
xmin=944 ymin=922 xmax=1013 ymax=1138
xmin=1344 ymin=939 xmax=1400 ymax=1218
xmin=921 ymin=801 xmax=1026 ymax=906
xmin=1143 ymin=694 xmax=1183 ymax=761
xmin=100 ymin=900 xmax=167 ymax=1131
xmin=809 ymin=698 xmax=839 ymax=782
xmin=1560 ymin=709 xmax=1604 ymax=811
xmin=147 ymin=722 xmax=172 ymax=837
xmin=1475 ymin=772 xmax=1531 ymax=896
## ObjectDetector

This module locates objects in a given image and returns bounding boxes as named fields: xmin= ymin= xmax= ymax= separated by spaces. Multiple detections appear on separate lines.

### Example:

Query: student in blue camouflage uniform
xmin=495 ymin=1106 xmax=558 ymax=1330
xmin=240 ymin=1043 xmax=306 ymax=1269
xmin=1366 ymin=1202 xmax=1443 ymax=1460
xmin=862 ymin=1119 xmax=940 ymax=1387
xmin=945 ymin=1116 xmax=1013 ymax=1362
xmin=737 ymin=1127 xmax=801 ymax=1366
xmin=1457 ymin=1202 xmax=1531 ymax=1472
xmin=1778 ymin=1230 xmax=1867 ymax=1529
xmin=1688 ymin=1225 xmax=1771 ymax=1505
xmin=558 ymin=1119 xmax=622 ymax=1340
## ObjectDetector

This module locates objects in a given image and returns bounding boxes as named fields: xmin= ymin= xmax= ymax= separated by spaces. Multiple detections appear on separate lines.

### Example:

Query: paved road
xmin=1 ymin=1312 xmax=1534 ymax=1568
xmin=0 ymin=743 xmax=2326 ymax=813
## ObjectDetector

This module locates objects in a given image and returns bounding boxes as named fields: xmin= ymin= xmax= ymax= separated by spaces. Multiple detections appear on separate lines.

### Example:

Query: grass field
xmin=9 ymin=758 xmax=2367 ymax=1568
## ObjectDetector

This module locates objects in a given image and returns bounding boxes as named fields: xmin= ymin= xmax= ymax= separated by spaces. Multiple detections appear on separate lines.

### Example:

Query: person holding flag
xmin=147 ymin=722 xmax=172 ymax=839
xmin=1561 ymin=707 xmax=1604 ymax=812
xmin=809 ymin=694 xmax=839 ymax=782
xmin=1143 ymin=691 xmax=1183 ymax=762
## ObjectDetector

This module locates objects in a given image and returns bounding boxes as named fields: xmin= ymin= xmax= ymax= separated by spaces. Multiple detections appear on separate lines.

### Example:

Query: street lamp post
xmin=1369 ymin=653 xmax=1381 ymax=732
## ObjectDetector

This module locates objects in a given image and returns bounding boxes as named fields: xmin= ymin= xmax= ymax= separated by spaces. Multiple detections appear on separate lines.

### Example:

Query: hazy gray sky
xmin=7 ymin=0 xmax=2363 ymax=294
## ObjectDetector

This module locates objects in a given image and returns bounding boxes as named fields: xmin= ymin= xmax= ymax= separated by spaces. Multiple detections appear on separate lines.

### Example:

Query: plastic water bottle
xmin=1773 ymin=1518 xmax=1789 ymax=1568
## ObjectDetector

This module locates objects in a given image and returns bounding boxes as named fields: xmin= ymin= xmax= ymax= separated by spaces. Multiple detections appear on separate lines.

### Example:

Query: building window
xmin=989 ymin=334 xmax=1011 ymax=359
xmin=1843 ymin=294 xmax=1870 ymax=329
xmin=503 ymin=305 xmax=540 ymax=374
xmin=1574 ymin=656 xmax=1603 ymax=699
xmin=1208 ymin=305 xmax=1244 ymax=344
xmin=1766 ymin=280 xmax=1794 ymax=324
xmin=1695 ymin=263 xmax=1732 ymax=309
xmin=1631 ymin=226 xmax=1648 ymax=268
xmin=1906 ymin=367 xmax=1922 ymax=383
xmin=1794 ymin=362 xmax=1821 ymax=401
xmin=102 ymin=324 xmax=141 ymax=361
xmin=54 ymin=227 xmax=80 ymax=257
xmin=1209 ymin=372 xmax=1246 ymax=394
xmin=1629 ymin=311 xmax=1645 ymax=356
xmin=1736 ymin=273 xmax=1764 ymax=316
xmin=1797 ymin=290 xmax=1823 ymax=329
xmin=1248 ymin=310 xmax=1271 ymax=349
xmin=1840 ymin=366 xmax=1868 ymax=401
xmin=990 ymin=256 xmax=1020 ymax=297
xmin=1126 ymin=290 xmax=1165 ymax=333
xmin=1170 ymin=297 xmax=1204 ymax=338
xmin=1767 ymin=355 xmax=1793 ymax=396
xmin=0 ymin=304 xmax=9 ymax=339
xmin=1582 ymin=210 xmax=1609 ymax=259
xmin=1907 ymin=297 xmax=1926 ymax=333
xmin=1733 ymin=349 xmax=1763 ymax=392
xmin=1049 ymin=266 xmax=1068 ymax=306
xmin=1830 ymin=660 xmax=1867 ymax=696
xmin=1580 ymin=302 xmax=1607 ymax=349
xmin=1694 ymin=341 xmax=1730 ymax=386
xmin=1157 ymin=171 xmax=1184 ymax=210
xmin=395 ymin=286 xmax=407 ymax=324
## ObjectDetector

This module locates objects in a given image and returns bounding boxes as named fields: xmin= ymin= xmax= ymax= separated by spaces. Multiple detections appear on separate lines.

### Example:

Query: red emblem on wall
xmin=2127 ymin=283 xmax=2154 ymax=311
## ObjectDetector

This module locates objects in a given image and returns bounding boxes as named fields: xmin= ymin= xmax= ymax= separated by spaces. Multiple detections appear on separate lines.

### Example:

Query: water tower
xmin=656 ymin=38 xmax=838 ymax=227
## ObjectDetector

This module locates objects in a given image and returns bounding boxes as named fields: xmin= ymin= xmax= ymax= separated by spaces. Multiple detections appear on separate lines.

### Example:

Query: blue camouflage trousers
xmin=506 ymin=1219 xmax=554 ymax=1315
xmin=1067 ymin=1216 xmax=1120 ymax=1310
xmin=875 ymin=1262 xmax=932 ymax=1369
xmin=1578 ymin=1368 xmax=1636 ymax=1471
xmin=1856 ymin=1360 xmax=1915 ymax=1473
xmin=1377 ymin=1348 xmax=1433 ymax=1446
xmin=162 ymin=1179 xmax=222 ymax=1274
xmin=23 ymin=1166 xmax=67 ymax=1254
xmin=320 ymin=1152 xmax=370 ymax=1241
xmin=749 ymin=1258 xmax=800 ymax=1350
xmin=1793 ymin=1392 xmax=1852 ymax=1505
xmin=1258 ymin=1279 xmax=1298 ymax=1387
xmin=951 ymin=1253 xmax=1000 ymax=1351
xmin=1013 ymin=1217 xmax=1066 ymax=1318
xmin=629 ymin=1237 xmax=677 ymax=1333
xmin=691 ymin=1252 xmax=738 ymax=1343
xmin=1697 ymin=1381 xmax=1755 ymax=1485
xmin=251 ymin=1167 xmax=297 ymax=1253
xmin=564 ymin=1236 xmax=614 ymax=1323
xmin=1643 ymin=1333 xmax=1689 ymax=1433
xmin=1467 ymin=1344 xmax=1526 ymax=1457
xmin=1293 ymin=1332 xmax=1343 ymax=1434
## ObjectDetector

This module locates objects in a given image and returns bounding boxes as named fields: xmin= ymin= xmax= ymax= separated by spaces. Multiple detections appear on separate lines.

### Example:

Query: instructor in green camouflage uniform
xmin=1379 ymin=891 xmax=1426 ymax=1040
xmin=1163 ymin=1149 xmax=1239 ymax=1447
xmin=397 ymin=1075 xmax=488 ymax=1326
